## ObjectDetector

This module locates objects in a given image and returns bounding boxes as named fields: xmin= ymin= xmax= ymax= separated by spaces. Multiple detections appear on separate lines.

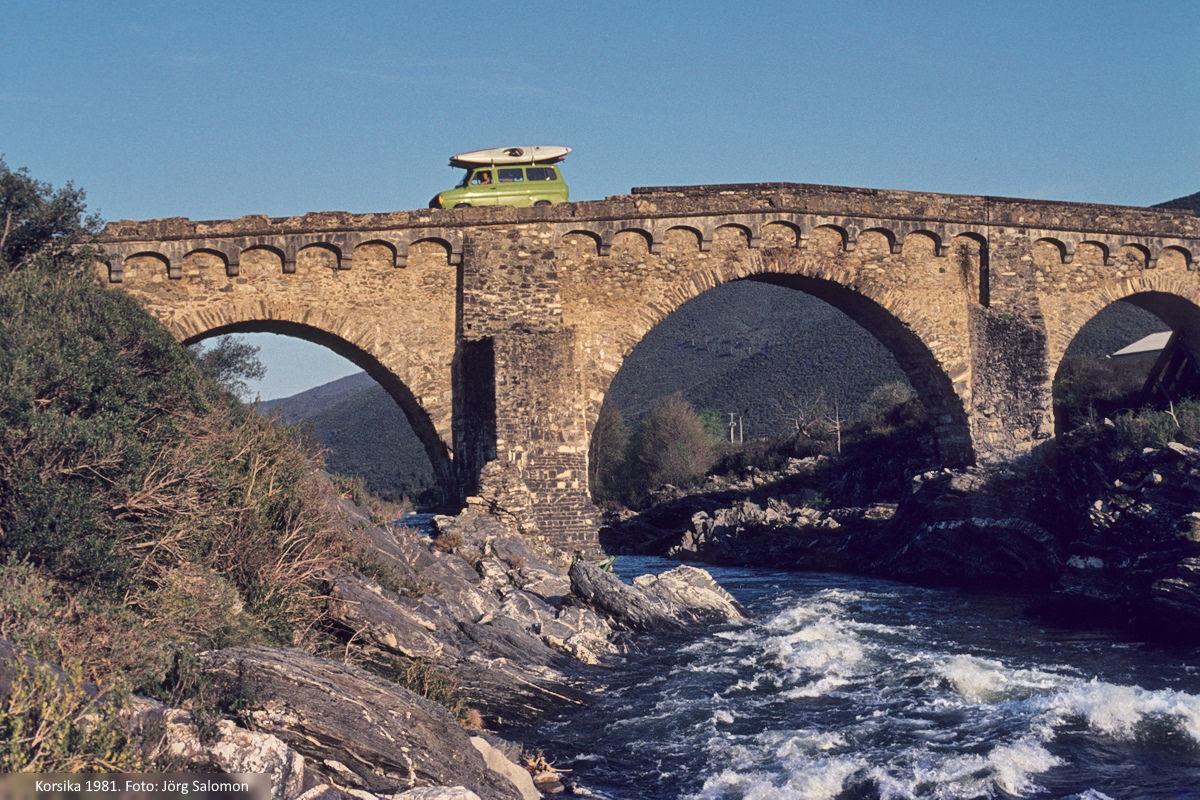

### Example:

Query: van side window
xmin=526 ymin=167 xmax=558 ymax=181
xmin=498 ymin=168 xmax=524 ymax=183
xmin=471 ymin=170 xmax=492 ymax=185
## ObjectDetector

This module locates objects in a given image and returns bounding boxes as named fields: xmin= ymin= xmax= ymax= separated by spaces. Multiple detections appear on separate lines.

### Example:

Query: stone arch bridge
xmin=93 ymin=183 xmax=1200 ymax=553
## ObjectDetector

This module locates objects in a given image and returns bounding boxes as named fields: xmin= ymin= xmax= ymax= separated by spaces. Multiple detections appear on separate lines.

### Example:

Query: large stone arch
xmin=567 ymin=241 xmax=976 ymax=470
xmin=1047 ymin=289 xmax=1200 ymax=436
xmin=1040 ymin=275 xmax=1200 ymax=381
xmin=181 ymin=317 xmax=453 ymax=497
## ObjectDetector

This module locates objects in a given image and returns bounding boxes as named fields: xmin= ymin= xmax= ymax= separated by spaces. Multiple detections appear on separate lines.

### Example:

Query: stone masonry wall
xmin=94 ymin=183 xmax=1200 ymax=552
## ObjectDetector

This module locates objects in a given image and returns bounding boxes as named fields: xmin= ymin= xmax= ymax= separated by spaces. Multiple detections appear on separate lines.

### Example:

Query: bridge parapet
xmin=96 ymin=184 xmax=1198 ymax=286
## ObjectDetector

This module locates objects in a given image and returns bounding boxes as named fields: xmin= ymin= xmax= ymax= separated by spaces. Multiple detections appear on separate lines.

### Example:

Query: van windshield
xmin=456 ymin=171 xmax=471 ymax=189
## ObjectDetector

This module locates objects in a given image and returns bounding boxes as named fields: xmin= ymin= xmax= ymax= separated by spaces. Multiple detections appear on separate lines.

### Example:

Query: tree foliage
xmin=190 ymin=335 xmax=267 ymax=400
xmin=0 ymin=157 xmax=101 ymax=272
xmin=624 ymin=393 xmax=719 ymax=504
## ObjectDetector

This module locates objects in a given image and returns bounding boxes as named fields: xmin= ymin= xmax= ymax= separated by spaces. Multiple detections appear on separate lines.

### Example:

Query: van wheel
xmin=534 ymin=200 xmax=552 ymax=207
xmin=454 ymin=203 xmax=471 ymax=208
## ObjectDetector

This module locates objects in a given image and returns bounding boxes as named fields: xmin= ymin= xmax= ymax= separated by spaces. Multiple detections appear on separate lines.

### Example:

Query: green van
xmin=430 ymin=163 xmax=569 ymax=209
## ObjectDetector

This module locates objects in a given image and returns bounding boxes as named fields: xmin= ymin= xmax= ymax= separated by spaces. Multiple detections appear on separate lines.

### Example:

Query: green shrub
xmin=1061 ymin=398 xmax=1200 ymax=466
xmin=0 ymin=658 xmax=145 ymax=773
xmin=0 ymin=268 xmax=212 ymax=595
xmin=1054 ymin=355 xmax=1151 ymax=432
xmin=623 ymin=393 xmax=720 ymax=506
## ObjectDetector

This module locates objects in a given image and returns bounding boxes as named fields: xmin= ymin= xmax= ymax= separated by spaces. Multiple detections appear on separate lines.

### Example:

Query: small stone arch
xmin=1157 ymin=245 xmax=1194 ymax=271
xmin=1076 ymin=240 xmax=1112 ymax=267
xmin=857 ymin=228 xmax=898 ymax=257
xmin=240 ymin=244 xmax=287 ymax=274
xmin=408 ymin=236 xmax=454 ymax=258
xmin=761 ymin=220 xmax=802 ymax=248
xmin=1034 ymin=237 xmax=1068 ymax=262
xmin=402 ymin=236 xmax=456 ymax=268
xmin=353 ymin=239 xmax=399 ymax=270
xmin=123 ymin=251 xmax=172 ymax=281
xmin=1117 ymin=243 xmax=1152 ymax=271
xmin=610 ymin=227 xmax=654 ymax=256
xmin=182 ymin=247 xmax=233 ymax=277
xmin=664 ymin=225 xmax=704 ymax=252
xmin=712 ymin=223 xmax=752 ymax=251
xmin=900 ymin=230 xmax=942 ymax=260
xmin=859 ymin=226 xmax=897 ymax=255
xmin=808 ymin=224 xmax=850 ymax=254
xmin=297 ymin=242 xmax=345 ymax=272
xmin=559 ymin=229 xmax=604 ymax=257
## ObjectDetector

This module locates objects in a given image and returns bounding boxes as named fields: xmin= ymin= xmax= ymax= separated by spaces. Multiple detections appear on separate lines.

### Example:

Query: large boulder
xmin=568 ymin=562 xmax=748 ymax=631
xmin=632 ymin=565 xmax=749 ymax=623
xmin=326 ymin=575 xmax=460 ymax=663
xmin=143 ymin=707 xmax=307 ymax=798
xmin=200 ymin=647 xmax=527 ymax=800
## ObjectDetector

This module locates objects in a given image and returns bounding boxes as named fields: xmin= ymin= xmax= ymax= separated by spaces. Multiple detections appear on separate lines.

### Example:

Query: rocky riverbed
xmin=601 ymin=441 xmax=1200 ymax=641
xmin=0 ymin=491 xmax=747 ymax=799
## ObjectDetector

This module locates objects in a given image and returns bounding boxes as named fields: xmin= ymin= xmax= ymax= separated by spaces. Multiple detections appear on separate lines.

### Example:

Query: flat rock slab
xmin=326 ymin=575 xmax=459 ymax=663
xmin=200 ymin=647 xmax=524 ymax=800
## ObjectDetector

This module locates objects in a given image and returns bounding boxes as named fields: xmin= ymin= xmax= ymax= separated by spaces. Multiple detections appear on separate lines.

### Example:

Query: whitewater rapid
xmin=517 ymin=558 xmax=1200 ymax=799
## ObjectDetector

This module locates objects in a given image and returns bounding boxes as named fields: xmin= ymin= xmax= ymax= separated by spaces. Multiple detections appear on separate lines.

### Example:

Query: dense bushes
xmin=1059 ymin=397 xmax=1200 ymax=465
xmin=0 ymin=261 xmax=361 ymax=695
xmin=591 ymin=393 xmax=723 ymax=507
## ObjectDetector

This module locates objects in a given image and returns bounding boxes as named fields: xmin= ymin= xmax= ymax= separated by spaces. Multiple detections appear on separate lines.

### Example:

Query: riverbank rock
xmin=323 ymin=504 xmax=612 ymax=727
xmin=599 ymin=456 xmax=1073 ymax=589
xmin=137 ymin=705 xmax=308 ymax=797
xmin=199 ymin=646 xmax=528 ymax=799
xmin=1047 ymin=438 xmax=1200 ymax=636
xmin=2 ymin=475 xmax=758 ymax=794
xmin=871 ymin=466 xmax=1064 ymax=585
xmin=568 ymin=562 xmax=748 ymax=631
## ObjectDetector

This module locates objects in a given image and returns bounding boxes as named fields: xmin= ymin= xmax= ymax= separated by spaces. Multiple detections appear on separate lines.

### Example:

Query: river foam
xmin=518 ymin=560 xmax=1200 ymax=799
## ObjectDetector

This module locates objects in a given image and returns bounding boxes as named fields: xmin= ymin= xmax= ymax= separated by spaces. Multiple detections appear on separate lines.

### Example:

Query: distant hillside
xmin=682 ymin=319 xmax=909 ymax=440
xmin=306 ymin=385 xmax=437 ymax=502
xmin=267 ymin=281 xmax=1171 ymax=502
xmin=606 ymin=281 xmax=908 ymax=438
xmin=259 ymin=374 xmax=436 ymax=503
xmin=605 ymin=281 xmax=849 ymax=420
xmin=1063 ymin=300 xmax=1168 ymax=360
xmin=259 ymin=371 xmax=376 ymax=423
xmin=1154 ymin=192 xmax=1200 ymax=212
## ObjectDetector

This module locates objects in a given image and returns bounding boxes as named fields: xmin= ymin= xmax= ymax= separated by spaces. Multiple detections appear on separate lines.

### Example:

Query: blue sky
xmin=5 ymin=0 xmax=1198 ymax=399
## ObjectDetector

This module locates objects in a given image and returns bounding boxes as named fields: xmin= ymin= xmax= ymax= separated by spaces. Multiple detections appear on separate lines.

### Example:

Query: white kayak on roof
xmin=449 ymin=146 xmax=571 ymax=166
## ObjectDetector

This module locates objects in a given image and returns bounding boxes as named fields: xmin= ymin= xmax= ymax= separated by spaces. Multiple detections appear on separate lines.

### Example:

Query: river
xmin=512 ymin=556 xmax=1200 ymax=799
